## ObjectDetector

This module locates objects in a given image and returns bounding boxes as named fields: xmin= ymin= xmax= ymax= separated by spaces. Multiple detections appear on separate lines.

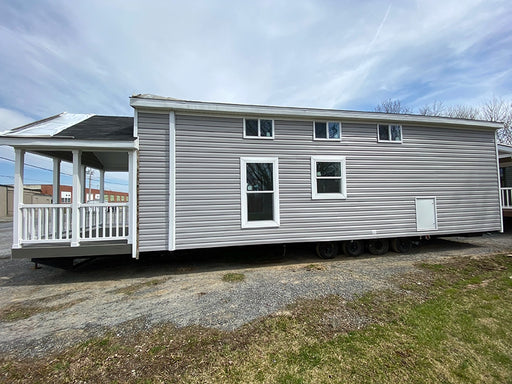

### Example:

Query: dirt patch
xmin=0 ymin=294 xmax=85 ymax=322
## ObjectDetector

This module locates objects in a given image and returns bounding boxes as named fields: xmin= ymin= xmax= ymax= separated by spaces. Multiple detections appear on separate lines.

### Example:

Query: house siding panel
xmin=171 ymin=115 xmax=500 ymax=249
xmin=137 ymin=112 xmax=501 ymax=251
xmin=137 ymin=112 xmax=169 ymax=251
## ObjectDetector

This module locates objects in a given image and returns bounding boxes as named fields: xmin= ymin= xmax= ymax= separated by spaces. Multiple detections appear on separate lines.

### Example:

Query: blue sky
xmin=1 ymin=0 xmax=511 ymax=190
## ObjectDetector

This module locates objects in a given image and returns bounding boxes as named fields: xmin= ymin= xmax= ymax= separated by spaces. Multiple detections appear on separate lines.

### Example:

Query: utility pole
xmin=86 ymin=168 xmax=95 ymax=202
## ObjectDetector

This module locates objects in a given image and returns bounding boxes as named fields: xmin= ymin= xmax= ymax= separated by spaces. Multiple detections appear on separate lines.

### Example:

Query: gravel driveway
xmin=0 ymin=221 xmax=511 ymax=358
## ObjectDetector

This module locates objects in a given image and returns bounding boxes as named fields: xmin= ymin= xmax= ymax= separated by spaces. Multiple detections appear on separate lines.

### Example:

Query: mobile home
xmin=0 ymin=96 xmax=504 ymax=260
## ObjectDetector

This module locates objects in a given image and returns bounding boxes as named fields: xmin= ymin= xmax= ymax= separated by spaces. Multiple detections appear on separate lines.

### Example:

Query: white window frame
xmin=240 ymin=157 xmax=280 ymax=228
xmin=313 ymin=121 xmax=342 ymax=141
xmin=243 ymin=118 xmax=274 ymax=139
xmin=377 ymin=124 xmax=403 ymax=143
xmin=311 ymin=155 xmax=347 ymax=200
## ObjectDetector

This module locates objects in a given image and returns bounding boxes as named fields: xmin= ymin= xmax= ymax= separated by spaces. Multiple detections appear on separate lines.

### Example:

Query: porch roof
xmin=1 ymin=113 xmax=135 ymax=141
xmin=0 ymin=113 xmax=137 ymax=172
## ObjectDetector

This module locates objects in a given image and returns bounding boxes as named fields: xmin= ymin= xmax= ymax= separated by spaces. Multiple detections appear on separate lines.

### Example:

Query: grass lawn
xmin=1 ymin=254 xmax=511 ymax=383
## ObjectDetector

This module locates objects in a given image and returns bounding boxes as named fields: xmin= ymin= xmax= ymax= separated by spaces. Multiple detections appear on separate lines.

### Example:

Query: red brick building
xmin=38 ymin=185 xmax=129 ymax=203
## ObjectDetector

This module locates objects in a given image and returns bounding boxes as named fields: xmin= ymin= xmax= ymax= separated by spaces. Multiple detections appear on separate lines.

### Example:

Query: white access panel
xmin=415 ymin=197 xmax=438 ymax=231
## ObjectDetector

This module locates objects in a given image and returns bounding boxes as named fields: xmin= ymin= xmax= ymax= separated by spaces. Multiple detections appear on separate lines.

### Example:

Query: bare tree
xmin=374 ymin=96 xmax=512 ymax=145
xmin=418 ymin=100 xmax=445 ymax=116
xmin=374 ymin=98 xmax=412 ymax=114
xmin=444 ymin=105 xmax=481 ymax=120
xmin=481 ymin=96 xmax=512 ymax=145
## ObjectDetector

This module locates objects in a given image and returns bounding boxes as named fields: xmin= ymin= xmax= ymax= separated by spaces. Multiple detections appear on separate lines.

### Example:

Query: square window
xmin=328 ymin=122 xmax=340 ymax=139
xmin=378 ymin=124 xmax=402 ymax=142
xmin=311 ymin=156 xmax=347 ymax=199
xmin=245 ymin=119 xmax=258 ymax=136
xmin=260 ymin=119 xmax=273 ymax=137
xmin=247 ymin=193 xmax=274 ymax=221
xmin=247 ymin=162 xmax=273 ymax=191
xmin=314 ymin=121 xmax=342 ymax=140
xmin=244 ymin=119 xmax=274 ymax=139
xmin=314 ymin=122 xmax=327 ymax=139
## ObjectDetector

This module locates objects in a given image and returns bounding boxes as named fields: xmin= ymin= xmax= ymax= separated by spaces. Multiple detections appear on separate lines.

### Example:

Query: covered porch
xmin=0 ymin=113 xmax=138 ymax=259
xmin=499 ymin=144 xmax=512 ymax=218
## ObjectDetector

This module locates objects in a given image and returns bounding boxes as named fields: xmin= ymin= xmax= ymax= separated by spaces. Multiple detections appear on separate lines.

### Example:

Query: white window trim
xmin=377 ymin=123 xmax=403 ymax=143
xmin=311 ymin=155 xmax=347 ymax=200
xmin=243 ymin=118 xmax=274 ymax=139
xmin=313 ymin=121 xmax=342 ymax=141
xmin=240 ymin=157 xmax=280 ymax=228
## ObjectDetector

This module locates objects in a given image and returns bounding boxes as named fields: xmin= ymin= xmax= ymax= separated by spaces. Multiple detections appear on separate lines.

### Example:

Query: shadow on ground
xmin=0 ymin=236 xmax=484 ymax=288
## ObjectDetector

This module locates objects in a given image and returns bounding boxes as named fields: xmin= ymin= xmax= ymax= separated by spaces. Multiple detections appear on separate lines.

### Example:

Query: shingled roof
xmin=1 ymin=113 xmax=135 ymax=141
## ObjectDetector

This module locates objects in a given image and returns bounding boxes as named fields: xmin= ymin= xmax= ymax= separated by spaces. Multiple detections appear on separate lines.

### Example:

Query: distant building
xmin=0 ymin=184 xmax=128 ymax=219
xmin=0 ymin=184 xmax=52 ymax=219
xmin=37 ymin=185 xmax=129 ymax=203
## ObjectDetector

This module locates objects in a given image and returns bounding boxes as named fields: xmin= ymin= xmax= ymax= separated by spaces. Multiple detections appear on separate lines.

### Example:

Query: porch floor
xmin=11 ymin=240 xmax=131 ymax=259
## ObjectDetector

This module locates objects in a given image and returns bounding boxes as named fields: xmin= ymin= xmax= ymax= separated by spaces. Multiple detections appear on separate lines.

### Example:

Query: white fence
xmin=19 ymin=203 xmax=129 ymax=244
xmin=502 ymin=188 xmax=512 ymax=209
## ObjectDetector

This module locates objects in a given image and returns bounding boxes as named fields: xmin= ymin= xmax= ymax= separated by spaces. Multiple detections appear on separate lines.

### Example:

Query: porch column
xmin=71 ymin=150 xmax=82 ymax=247
xmin=128 ymin=150 xmax=138 ymax=258
xmin=52 ymin=158 xmax=61 ymax=204
xmin=12 ymin=148 xmax=25 ymax=249
xmin=99 ymin=169 xmax=105 ymax=202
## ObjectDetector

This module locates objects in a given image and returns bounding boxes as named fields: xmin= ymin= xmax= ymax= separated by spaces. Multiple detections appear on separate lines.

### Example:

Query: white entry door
xmin=415 ymin=197 xmax=438 ymax=231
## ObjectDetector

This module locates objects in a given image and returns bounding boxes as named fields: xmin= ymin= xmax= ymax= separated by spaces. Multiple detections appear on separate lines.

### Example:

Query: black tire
xmin=391 ymin=238 xmax=412 ymax=253
xmin=342 ymin=240 xmax=364 ymax=257
xmin=367 ymin=239 xmax=389 ymax=255
xmin=315 ymin=242 xmax=338 ymax=259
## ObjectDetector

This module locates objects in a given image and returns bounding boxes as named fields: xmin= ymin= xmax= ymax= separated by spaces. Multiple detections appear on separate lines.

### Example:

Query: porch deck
xmin=12 ymin=240 xmax=131 ymax=259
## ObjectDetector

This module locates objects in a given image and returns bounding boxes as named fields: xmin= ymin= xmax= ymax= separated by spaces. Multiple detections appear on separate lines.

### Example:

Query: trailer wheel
xmin=367 ymin=239 xmax=389 ymax=255
xmin=342 ymin=240 xmax=364 ymax=257
xmin=315 ymin=242 xmax=338 ymax=259
xmin=390 ymin=238 xmax=412 ymax=253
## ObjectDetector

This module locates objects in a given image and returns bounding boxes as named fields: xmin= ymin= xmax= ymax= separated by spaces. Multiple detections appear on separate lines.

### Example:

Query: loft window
xmin=378 ymin=124 xmax=402 ymax=142
xmin=240 ymin=157 xmax=280 ymax=228
xmin=311 ymin=156 xmax=347 ymax=200
xmin=313 ymin=121 xmax=341 ymax=140
xmin=244 ymin=118 xmax=274 ymax=139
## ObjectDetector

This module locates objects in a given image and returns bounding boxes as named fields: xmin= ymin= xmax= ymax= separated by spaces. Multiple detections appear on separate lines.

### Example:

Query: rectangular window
xmin=377 ymin=124 xmax=402 ymax=142
xmin=313 ymin=121 xmax=341 ymax=140
xmin=311 ymin=156 xmax=347 ymax=199
xmin=241 ymin=157 xmax=280 ymax=228
xmin=244 ymin=118 xmax=274 ymax=139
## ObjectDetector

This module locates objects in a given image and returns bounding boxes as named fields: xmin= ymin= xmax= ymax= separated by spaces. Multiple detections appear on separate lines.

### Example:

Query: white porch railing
xmin=20 ymin=204 xmax=72 ymax=243
xmin=19 ymin=202 xmax=129 ymax=244
xmin=502 ymin=187 xmax=512 ymax=209
xmin=79 ymin=203 xmax=129 ymax=240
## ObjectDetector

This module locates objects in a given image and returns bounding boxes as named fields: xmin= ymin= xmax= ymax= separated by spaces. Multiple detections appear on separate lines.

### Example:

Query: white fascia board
xmin=130 ymin=97 xmax=503 ymax=130
xmin=0 ymin=137 xmax=137 ymax=150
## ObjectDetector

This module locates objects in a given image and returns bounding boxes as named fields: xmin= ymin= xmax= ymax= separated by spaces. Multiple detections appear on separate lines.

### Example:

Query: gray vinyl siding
xmin=137 ymin=112 xmax=169 ymax=251
xmin=172 ymin=114 xmax=500 ymax=249
xmin=136 ymin=112 xmax=501 ymax=251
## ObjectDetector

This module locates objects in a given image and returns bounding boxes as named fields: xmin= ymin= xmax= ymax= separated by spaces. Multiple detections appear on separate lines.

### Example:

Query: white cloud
xmin=0 ymin=0 xmax=511 ymax=117
xmin=0 ymin=108 xmax=33 ymax=132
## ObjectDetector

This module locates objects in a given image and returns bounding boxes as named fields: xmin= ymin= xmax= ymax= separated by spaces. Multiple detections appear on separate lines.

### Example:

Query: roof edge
xmin=130 ymin=95 xmax=503 ymax=130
